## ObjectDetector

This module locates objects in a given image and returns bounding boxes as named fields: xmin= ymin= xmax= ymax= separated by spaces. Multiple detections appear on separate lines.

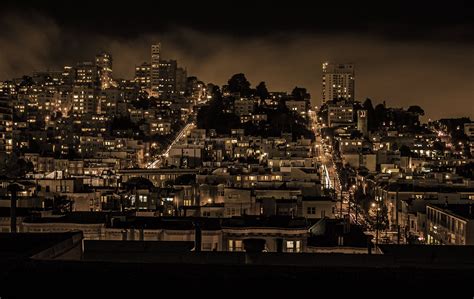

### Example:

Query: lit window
xmin=286 ymin=240 xmax=301 ymax=253
xmin=228 ymin=240 xmax=243 ymax=252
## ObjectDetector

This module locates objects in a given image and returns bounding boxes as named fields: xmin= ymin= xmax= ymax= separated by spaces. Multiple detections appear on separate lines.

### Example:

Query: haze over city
xmin=1 ymin=2 xmax=473 ymax=119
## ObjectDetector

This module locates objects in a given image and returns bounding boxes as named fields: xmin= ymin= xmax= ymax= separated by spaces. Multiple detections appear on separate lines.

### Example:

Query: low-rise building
xmin=426 ymin=204 xmax=474 ymax=245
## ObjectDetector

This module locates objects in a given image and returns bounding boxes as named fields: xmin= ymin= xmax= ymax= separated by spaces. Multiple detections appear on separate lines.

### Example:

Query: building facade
xmin=150 ymin=43 xmax=161 ymax=98
xmin=322 ymin=62 xmax=355 ymax=104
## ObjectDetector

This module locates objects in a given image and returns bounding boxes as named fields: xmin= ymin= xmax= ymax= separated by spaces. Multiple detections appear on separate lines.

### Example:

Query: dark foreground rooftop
xmin=1 ymin=233 xmax=474 ymax=297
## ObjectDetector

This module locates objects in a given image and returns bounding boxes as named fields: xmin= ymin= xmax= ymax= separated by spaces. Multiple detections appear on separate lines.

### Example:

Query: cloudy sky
xmin=1 ymin=1 xmax=473 ymax=119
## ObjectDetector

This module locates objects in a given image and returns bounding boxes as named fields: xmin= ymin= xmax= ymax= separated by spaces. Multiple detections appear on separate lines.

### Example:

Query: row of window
xmin=228 ymin=239 xmax=301 ymax=252
xmin=427 ymin=207 xmax=466 ymax=235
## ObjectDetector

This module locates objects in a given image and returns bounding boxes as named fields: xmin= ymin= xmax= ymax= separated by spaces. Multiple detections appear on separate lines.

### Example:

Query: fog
xmin=1 ymin=13 xmax=473 ymax=120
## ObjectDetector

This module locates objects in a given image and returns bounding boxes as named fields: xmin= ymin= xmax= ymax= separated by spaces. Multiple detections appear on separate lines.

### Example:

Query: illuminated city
xmin=0 ymin=1 xmax=473 ymax=296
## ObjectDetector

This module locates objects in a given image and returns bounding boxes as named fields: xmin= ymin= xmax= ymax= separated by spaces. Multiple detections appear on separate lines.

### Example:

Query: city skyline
xmin=0 ymin=2 xmax=473 ymax=120
xmin=1 ymin=2 xmax=474 ymax=295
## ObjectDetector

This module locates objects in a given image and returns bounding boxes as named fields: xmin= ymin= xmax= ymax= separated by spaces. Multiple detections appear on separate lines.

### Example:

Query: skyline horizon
xmin=1 ymin=6 xmax=473 ymax=121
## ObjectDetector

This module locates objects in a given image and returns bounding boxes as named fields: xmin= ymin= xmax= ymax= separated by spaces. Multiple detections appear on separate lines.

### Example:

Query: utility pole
xmin=8 ymin=183 xmax=21 ymax=233
xmin=396 ymin=190 xmax=400 ymax=244
xmin=339 ymin=188 xmax=343 ymax=218
xmin=355 ymin=192 xmax=358 ymax=224
xmin=375 ymin=203 xmax=379 ymax=247
xmin=347 ymin=190 xmax=351 ymax=221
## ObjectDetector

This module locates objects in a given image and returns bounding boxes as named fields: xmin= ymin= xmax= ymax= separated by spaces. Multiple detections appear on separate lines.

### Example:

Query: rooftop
xmin=428 ymin=203 xmax=474 ymax=220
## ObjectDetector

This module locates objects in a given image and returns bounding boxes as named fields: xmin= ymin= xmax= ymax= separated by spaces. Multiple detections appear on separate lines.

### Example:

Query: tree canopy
xmin=227 ymin=73 xmax=251 ymax=96
xmin=407 ymin=105 xmax=425 ymax=116
xmin=291 ymin=87 xmax=310 ymax=101
xmin=255 ymin=81 xmax=269 ymax=100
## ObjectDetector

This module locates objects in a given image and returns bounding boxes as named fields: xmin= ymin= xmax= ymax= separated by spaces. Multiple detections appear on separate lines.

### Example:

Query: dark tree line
xmin=197 ymin=74 xmax=314 ymax=140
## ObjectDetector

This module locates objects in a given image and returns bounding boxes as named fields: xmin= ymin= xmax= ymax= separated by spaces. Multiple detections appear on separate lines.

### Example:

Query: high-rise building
xmin=322 ymin=62 xmax=355 ymax=104
xmin=75 ymin=62 xmax=99 ymax=86
xmin=134 ymin=62 xmax=151 ymax=93
xmin=159 ymin=59 xmax=177 ymax=99
xmin=150 ymin=43 xmax=161 ymax=97
xmin=96 ymin=52 xmax=113 ymax=90
xmin=0 ymin=94 xmax=13 ymax=154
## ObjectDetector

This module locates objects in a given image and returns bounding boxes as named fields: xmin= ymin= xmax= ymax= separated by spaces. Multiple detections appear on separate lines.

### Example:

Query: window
xmin=321 ymin=210 xmax=326 ymax=218
xmin=338 ymin=236 xmax=344 ymax=246
xmin=286 ymin=240 xmax=301 ymax=253
xmin=184 ymin=199 xmax=192 ymax=206
xmin=307 ymin=207 xmax=316 ymax=215
xmin=228 ymin=240 xmax=243 ymax=252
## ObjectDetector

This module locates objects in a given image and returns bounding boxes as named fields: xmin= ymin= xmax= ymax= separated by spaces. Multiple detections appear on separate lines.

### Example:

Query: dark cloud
xmin=0 ymin=13 xmax=473 ymax=120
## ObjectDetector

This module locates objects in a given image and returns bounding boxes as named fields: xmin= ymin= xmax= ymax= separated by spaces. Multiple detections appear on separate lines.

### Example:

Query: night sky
xmin=1 ymin=1 xmax=473 ymax=119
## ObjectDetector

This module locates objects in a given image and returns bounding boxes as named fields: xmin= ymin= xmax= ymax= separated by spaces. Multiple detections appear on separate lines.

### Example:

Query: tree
xmin=363 ymin=98 xmax=376 ymax=131
xmin=196 ymin=85 xmax=241 ymax=135
xmin=374 ymin=103 xmax=387 ymax=128
xmin=291 ymin=87 xmax=310 ymax=101
xmin=399 ymin=145 xmax=412 ymax=157
xmin=255 ymin=81 xmax=269 ymax=102
xmin=407 ymin=105 xmax=425 ymax=116
xmin=227 ymin=73 xmax=251 ymax=96
xmin=174 ymin=174 xmax=196 ymax=185
xmin=44 ymin=195 xmax=74 ymax=213
xmin=367 ymin=203 xmax=389 ymax=231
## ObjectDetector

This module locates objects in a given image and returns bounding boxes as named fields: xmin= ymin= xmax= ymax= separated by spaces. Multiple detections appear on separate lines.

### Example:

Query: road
xmin=312 ymin=115 xmax=367 ymax=226
xmin=147 ymin=122 xmax=195 ymax=169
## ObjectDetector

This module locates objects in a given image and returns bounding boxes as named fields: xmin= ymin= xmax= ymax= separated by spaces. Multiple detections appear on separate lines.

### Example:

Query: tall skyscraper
xmin=96 ymin=51 xmax=113 ymax=90
xmin=322 ymin=62 xmax=355 ymax=104
xmin=150 ymin=43 xmax=161 ymax=98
